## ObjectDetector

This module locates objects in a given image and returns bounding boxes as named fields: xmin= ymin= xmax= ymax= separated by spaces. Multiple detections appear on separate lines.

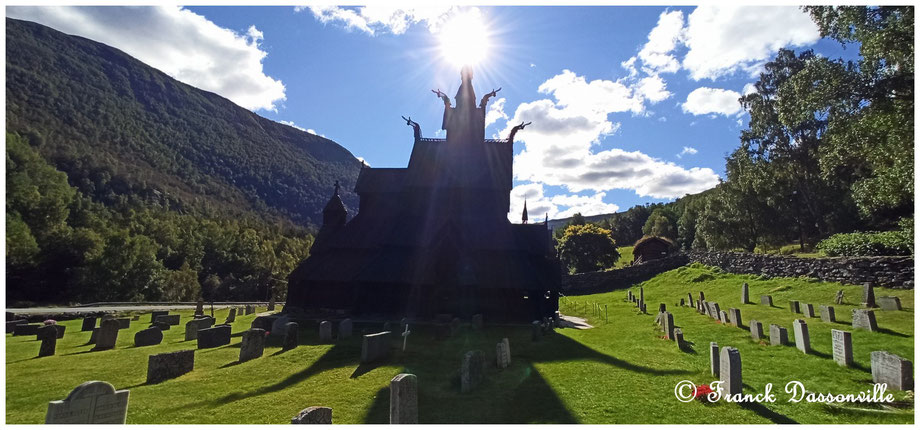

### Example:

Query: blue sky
xmin=6 ymin=5 xmax=859 ymax=221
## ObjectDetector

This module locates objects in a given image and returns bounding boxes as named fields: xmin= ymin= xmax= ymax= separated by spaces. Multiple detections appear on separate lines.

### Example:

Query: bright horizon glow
xmin=438 ymin=9 xmax=490 ymax=68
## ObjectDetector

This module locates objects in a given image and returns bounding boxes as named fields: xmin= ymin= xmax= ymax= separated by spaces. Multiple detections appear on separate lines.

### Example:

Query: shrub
xmin=816 ymin=229 xmax=913 ymax=257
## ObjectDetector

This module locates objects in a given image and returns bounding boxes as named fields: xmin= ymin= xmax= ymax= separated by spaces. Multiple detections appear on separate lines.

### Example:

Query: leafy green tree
xmin=642 ymin=209 xmax=677 ymax=239
xmin=556 ymin=224 xmax=620 ymax=274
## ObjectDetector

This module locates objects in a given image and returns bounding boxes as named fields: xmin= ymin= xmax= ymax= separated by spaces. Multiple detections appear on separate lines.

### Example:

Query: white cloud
xmin=502 ymin=70 xmax=721 ymax=200
xmin=279 ymin=120 xmax=306 ymax=132
xmin=7 ymin=6 xmax=286 ymax=112
xmin=299 ymin=5 xmax=456 ymax=36
xmin=484 ymin=97 xmax=508 ymax=128
xmin=682 ymin=6 xmax=820 ymax=80
xmin=636 ymin=75 xmax=671 ymax=104
xmin=637 ymin=10 xmax=684 ymax=75
xmin=682 ymin=87 xmax=743 ymax=117
xmin=742 ymin=82 xmax=758 ymax=95
xmin=677 ymin=146 xmax=698 ymax=158
xmin=508 ymin=183 xmax=619 ymax=223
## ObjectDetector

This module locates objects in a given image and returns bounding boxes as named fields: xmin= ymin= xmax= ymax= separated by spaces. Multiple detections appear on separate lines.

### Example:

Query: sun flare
xmin=438 ymin=9 xmax=490 ymax=68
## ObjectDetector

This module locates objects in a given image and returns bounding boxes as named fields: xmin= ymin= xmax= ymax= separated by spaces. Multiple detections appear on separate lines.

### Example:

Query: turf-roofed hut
xmin=286 ymin=66 xmax=561 ymax=323
xmin=632 ymin=236 xmax=675 ymax=264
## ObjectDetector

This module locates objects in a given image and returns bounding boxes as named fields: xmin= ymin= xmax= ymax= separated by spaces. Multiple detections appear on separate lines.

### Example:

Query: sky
xmin=5 ymin=4 xmax=861 ymax=222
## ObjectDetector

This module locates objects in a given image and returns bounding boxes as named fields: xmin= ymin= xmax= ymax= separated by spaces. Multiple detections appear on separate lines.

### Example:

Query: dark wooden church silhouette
xmin=286 ymin=66 xmax=561 ymax=322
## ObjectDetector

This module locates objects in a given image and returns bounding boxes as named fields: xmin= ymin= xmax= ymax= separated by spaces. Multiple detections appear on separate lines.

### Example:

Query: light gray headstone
xmin=803 ymin=304 xmax=816 ymax=318
xmin=92 ymin=319 xmax=120 ymax=351
xmin=878 ymin=296 xmax=902 ymax=311
xmin=389 ymin=373 xmax=418 ymax=424
xmin=185 ymin=318 xmax=213 ymax=341
xmin=871 ymin=351 xmax=913 ymax=391
xmin=292 ymin=406 xmax=332 ymax=424
xmin=496 ymin=338 xmax=511 ymax=369
xmin=710 ymin=342 xmax=719 ymax=376
xmin=460 ymin=350 xmax=485 ymax=393
xmin=271 ymin=315 xmax=292 ymax=337
xmin=338 ymin=319 xmax=353 ymax=340
xmin=147 ymin=349 xmax=194 ymax=384
xmin=793 ymin=319 xmax=810 ymax=354
xmin=831 ymin=329 xmax=853 ymax=367
xmin=720 ymin=347 xmax=742 ymax=397
xmin=819 ymin=305 xmax=836 ymax=323
xmin=769 ymin=324 xmax=788 ymax=346
xmin=710 ymin=302 xmax=721 ymax=320
xmin=760 ymin=295 xmax=773 ymax=306
xmin=239 ymin=328 xmax=266 ymax=362
xmin=741 ymin=283 xmax=749 ymax=304
xmin=727 ymin=308 xmax=741 ymax=327
xmin=45 ymin=381 xmax=129 ymax=424
xmin=663 ymin=312 xmax=675 ymax=340
xmin=863 ymin=283 xmax=876 ymax=307
xmin=361 ymin=331 xmax=391 ymax=363
xmin=719 ymin=310 xmax=729 ymax=324
xmin=834 ymin=290 xmax=844 ymax=305
xmin=789 ymin=300 xmax=801 ymax=313
xmin=750 ymin=320 xmax=764 ymax=342
xmin=852 ymin=309 xmax=878 ymax=331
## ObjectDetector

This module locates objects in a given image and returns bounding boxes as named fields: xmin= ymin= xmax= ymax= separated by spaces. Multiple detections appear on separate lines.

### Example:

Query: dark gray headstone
xmin=239 ymin=328 xmax=266 ymax=362
xmin=115 ymin=318 xmax=130 ymax=330
xmin=863 ymin=283 xmax=876 ymax=307
xmin=831 ymin=329 xmax=853 ymax=367
xmin=802 ymin=304 xmax=816 ymax=318
xmin=53 ymin=325 xmax=66 ymax=339
xmin=673 ymin=328 xmax=684 ymax=346
xmin=147 ymin=350 xmax=194 ymax=384
xmin=531 ymin=321 xmax=541 ymax=341
xmin=769 ymin=324 xmax=788 ymax=346
xmin=698 ymin=291 xmax=705 ymax=302
xmin=81 ymin=317 xmax=96 ymax=332
xmin=195 ymin=299 xmax=204 ymax=316
xmin=819 ymin=305 xmax=836 ymax=323
xmin=878 ymin=296 xmax=902 ymax=311
xmin=283 ymin=322 xmax=299 ymax=350
xmin=13 ymin=323 xmax=40 ymax=336
xmin=88 ymin=328 xmax=99 ymax=344
xmin=185 ymin=318 xmax=214 ymax=341
xmin=760 ymin=295 xmax=773 ymax=306
xmin=709 ymin=342 xmax=719 ymax=376
xmin=727 ymin=308 xmax=741 ymax=327
xmin=389 ymin=373 xmax=418 ymax=424
xmin=793 ymin=319 xmax=810 ymax=354
xmin=871 ymin=351 xmax=913 ymax=391
xmin=150 ymin=311 xmax=168 ymax=323
xmin=496 ymin=338 xmax=511 ymax=369
xmin=852 ymin=309 xmax=878 ymax=332
xmin=155 ymin=315 xmax=180 ymax=326
xmin=750 ymin=320 xmax=764 ymax=342
xmin=6 ymin=319 xmax=27 ymax=334
xmin=92 ymin=319 xmax=120 ymax=351
xmin=268 ymin=296 xmax=276 ymax=312
xmin=720 ymin=347 xmax=742 ymax=397
xmin=718 ymin=310 xmax=729 ymax=324
xmin=658 ymin=303 xmax=667 ymax=314
xmin=741 ymin=283 xmax=749 ymax=304
xmin=338 ymin=319 xmax=353 ymax=340
xmin=292 ymin=406 xmax=332 ymax=424
xmin=251 ymin=315 xmax=276 ymax=331
xmin=270 ymin=315 xmax=292 ymax=337
xmin=45 ymin=381 xmax=129 ymax=424
xmin=460 ymin=350 xmax=485 ymax=393
xmin=134 ymin=327 xmax=163 ymax=347
xmin=37 ymin=325 xmax=57 ymax=357
xmin=197 ymin=325 xmax=231 ymax=349
xmin=687 ymin=293 xmax=694 ymax=307
xmin=789 ymin=300 xmax=801 ymax=313
xmin=471 ymin=314 xmax=483 ymax=330
xmin=225 ymin=308 xmax=237 ymax=324
xmin=319 ymin=320 xmax=332 ymax=342
xmin=361 ymin=331 xmax=391 ymax=363
xmin=663 ymin=312 xmax=675 ymax=340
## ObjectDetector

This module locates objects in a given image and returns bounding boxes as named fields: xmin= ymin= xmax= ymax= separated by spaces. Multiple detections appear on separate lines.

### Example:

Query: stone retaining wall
xmin=562 ymin=254 xmax=689 ymax=294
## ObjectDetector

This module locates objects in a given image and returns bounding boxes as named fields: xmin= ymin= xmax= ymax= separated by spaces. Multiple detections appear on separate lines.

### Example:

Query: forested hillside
xmin=5 ymin=18 xmax=364 ymax=304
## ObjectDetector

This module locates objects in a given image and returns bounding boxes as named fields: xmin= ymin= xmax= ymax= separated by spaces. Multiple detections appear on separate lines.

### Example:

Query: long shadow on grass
xmin=739 ymin=401 xmax=798 ymax=424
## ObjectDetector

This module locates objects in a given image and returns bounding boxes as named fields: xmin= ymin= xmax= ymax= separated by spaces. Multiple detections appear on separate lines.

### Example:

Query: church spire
xmin=522 ymin=200 xmax=528 ymax=224
xmin=322 ymin=180 xmax=347 ymax=228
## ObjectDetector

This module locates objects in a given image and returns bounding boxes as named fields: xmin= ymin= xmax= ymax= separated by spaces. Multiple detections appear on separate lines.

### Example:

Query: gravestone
xmin=239 ymin=328 xmax=266 ymax=362
xmin=679 ymin=298 xmax=685 ymax=307
xmin=131 ymin=315 xmax=140 ymax=321
xmin=460 ymin=350 xmax=485 ymax=393
xmin=195 ymin=299 xmax=204 ymax=316
xmin=151 ymin=321 xmax=171 ymax=331
xmin=852 ymin=309 xmax=878 ymax=331
xmin=450 ymin=318 xmax=461 ymax=336
xmin=710 ymin=302 xmax=721 ymax=320
xmin=13 ymin=323 xmax=40 ymax=336
xmin=769 ymin=324 xmax=788 ymax=346
xmin=496 ymin=338 xmax=511 ymax=369
xmin=862 ymin=283 xmax=876 ymax=307
xmin=531 ymin=321 xmax=541 ymax=341
xmin=727 ymin=308 xmax=741 ymax=327
xmin=389 ymin=373 xmax=418 ymax=424
xmin=834 ymin=290 xmax=844 ymax=305
xmin=37 ymin=325 xmax=57 ymax=357
xmin=292 ymin=406 xmax=332 ymax=424
xmin=720 ymin=347 xmax=742 ymax=396
xmin=88 ymin=328 xmax=99 ymax=344
xmin=134 ymin=327 xmax=163 ymax=347
xmin=401 ymin=317 xmax=410 ymax=331
xmin=831 ymin=329 xmax=853 ymax=367
xmin=789 ymin=300 xmax=801 ymax=313
xmin=225 ymin=308 xmax=237 ymax=324
xmin=81 ymin=317 xmax=96 ymax=332
xmin=699 ymin=291 xmax=705 ymax=302
xmin=269 ymin=315 xmax=291 ymax=337
xmin=639 ymin=287 xmax=644 ymax=305
xmin=150 ymin=311 xmax=168 ymax=323
xmin=718 ymin=310 xmax=729 ymax=324
xmin=147 ymin=350 xmax=195 ymax=384
xmin=793 ymin=319 xmax=810 ymax=354
xmin=658 ymin=303 xmax=667 ymax=314
xmin=750 ymin=320 xmax=764 ymax=342
xmin=639 ymin=303 xmax=646 ymax=313
xmin=760 ymin=295 xmax=773 ymax=306
xmin=5 ymin=311 xmax=13 ymax=321
xmin=283 ymin=322 xmax=299 ymax=350
xmin=741 ymin=283 xmax=749 ymax=304
xmin=268 ymin=296 xmax=276 ymax=312
xmin=197 ymin=325 xmax=231 ymax=349
xmin=246 ymin=305 xmax=255 ymax=315
xmin=697 ymin=300 xmax=706 ymax=315
xmin=673 ymin=328 xmax=684 ymax=346
xmin=115 ymin=318 xmax=131 ymax=329
xmin=184 ymin=318 xmax=213 ymax=341
xmin=53 ymin=325 xmax=66 ymax=339
xmin=878 ymin=296 xmax=902 ymax=311
xmin=338 ymin=319 xmax=353 ymax=340
xmin=802 ymin=304 xmax=816 ymax=318
xmin=251 ymin=315 xmax=275 ymax=331
xmin=871 ymin=351 xmax=914 ymax=391
xmin=471 ymin=314 xmax=483 ymax=330
xmin=687 ymin=293 xmax=694 ymax=307
xmin=155 ymin=315 xmax=180 ymax=326
xmin=662 ymin=312 xmax=675 ymax=340
xmin=45 ymin=381 xmax=129 ymax=424
xmin=820 ymin=305 xmax=836 ymax=323
xmin=710 ymin=342 xmax=719 ymax=376
xmin=319 ymin=321 xmax=333 ymax=342
xmin=552 ymin=312 xmax=561 ymax=327
xmin=6 ymin=319 xmax=27 ymax=334
xmin=92 ymin=319 xmax=120 ymax=351
xmin=360 ymin=331 xmax=391 ymax=363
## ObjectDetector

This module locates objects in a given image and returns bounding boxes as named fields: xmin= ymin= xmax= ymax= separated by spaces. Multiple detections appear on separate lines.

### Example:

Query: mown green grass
xmin=613 ymin=246 xmax=634 ymax=269
xmin=6 ymin=266 xmax=914 ymax=423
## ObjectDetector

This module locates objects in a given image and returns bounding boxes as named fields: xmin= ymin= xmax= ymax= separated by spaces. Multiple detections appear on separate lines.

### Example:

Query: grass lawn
xmin=6 ymin=265 xmax=914 ymax=424
xmin=613 ymin=246 xmax=634 ymax=269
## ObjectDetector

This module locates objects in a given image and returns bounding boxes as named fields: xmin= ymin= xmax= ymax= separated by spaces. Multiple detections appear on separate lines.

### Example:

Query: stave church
xmin=285 ymin=66 xmax=561 ymax=323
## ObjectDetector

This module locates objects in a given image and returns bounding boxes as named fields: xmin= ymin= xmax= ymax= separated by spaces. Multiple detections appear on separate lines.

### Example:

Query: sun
xmin=438 ymin=9 xmax=490 ymax=68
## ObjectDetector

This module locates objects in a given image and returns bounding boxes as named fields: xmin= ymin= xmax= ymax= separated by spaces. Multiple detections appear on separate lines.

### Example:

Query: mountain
xmin=6 ymin=18 xmax=361 ymax=228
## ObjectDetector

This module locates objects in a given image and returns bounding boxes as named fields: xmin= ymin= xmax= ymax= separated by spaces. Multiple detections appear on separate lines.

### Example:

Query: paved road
xmin=7 ymin=303 xmax=282 ymax=316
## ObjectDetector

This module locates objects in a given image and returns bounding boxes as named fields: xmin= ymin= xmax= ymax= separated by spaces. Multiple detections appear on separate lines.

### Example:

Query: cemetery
xmin=5 ymin=264 xmax=914 ymax=424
